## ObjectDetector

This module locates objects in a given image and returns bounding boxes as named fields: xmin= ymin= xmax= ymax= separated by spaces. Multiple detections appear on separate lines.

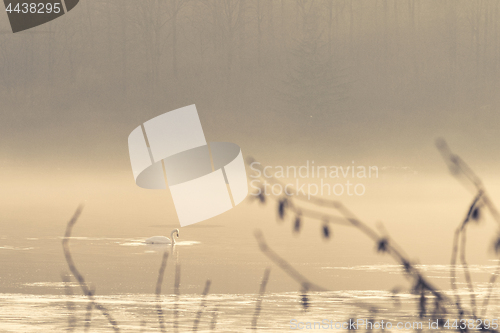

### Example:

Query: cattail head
xmin=494 ymin=236 xmax=500 ymax=255
xmin=377 ymin=238 xmax=388 ymax=253
xmin=471 ymin=206 xmax=481 ymax=222
xmin=277 ymin=198 xmax=288 ymax=221
xmin=293 ymin=215 xmax=302 ymax=233
xmin=322 ymin=220 xmax=331 ymax=240
xmin=256 ymin=188 xmax=266 ymax=204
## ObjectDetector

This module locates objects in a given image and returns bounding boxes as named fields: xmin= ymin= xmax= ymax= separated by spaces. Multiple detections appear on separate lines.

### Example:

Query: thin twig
xmin=255 ymin=229 xmax=385 ymax=313
xmin=61 ymin=273 xmax=76 ymax=332
xmin=251 ymin=267 xmax=271 ymax=329
xmin=450 ymin=192 xmax=483 ymax=319
xmin=450 ymin=227 xmax=464 ymax=316
xmin=193 ymin=280 xmax=211 ymax=332
xmin=254 ymin=230 xmax=327 ymax=291
xmin=481 ymin=260 xmax=500 ymax=317
xmin=438 ymin=140 xmax=500 ymax=317
xmin=210 ymin=305 xmax=218 ymax=331
xmin=62 ymin=206 xmax=120 ymax=332
xmin=83 ymin=288 xmax=95 ymax=332
xmin=249 ymin=160 xmax=449 ymax=308
xmin=249 ymin=140 xmax=500 ymax=324
xmin=459 ymin=226 xmax=477 ymax=318
xmin=436 ymin=139 xmax=500 ymax=226
xmin=174 ymin=262 xmax=181 ymax=333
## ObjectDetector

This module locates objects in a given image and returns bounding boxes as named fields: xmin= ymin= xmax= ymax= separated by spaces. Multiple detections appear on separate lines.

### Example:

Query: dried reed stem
xmin=210 ymin=305 xmax=218 ymax=331
xmin=439 ymin=139 xmax=500 ymax=317
xmin=481 ymin=260 xmax=500 ymax=317
xmin=449 ymin=192 xmax=483 ymax=319
xmin=252 ymin=267 xmax=271 ymax=329
xmin=83 ymin=288 xmax=95 ymax=332
xmin=450 ymin=227 xmax=463 ymax=316
xmin=174 ymin=262 xmax=181 ymax=333
xmin=193 ymin=280 xmax=211 ymax=332
xmin=62 ymin=206 xmax=120 ymax=332
xmin=254 ymin=230 xmax=327 ymax=291
xmin=250 ymin=161 xmax=448 ymax=307
xmin=459 ymin=226 xmax=477 ymax=318
xmin=61 ymin=273 xmax=76 ymax=331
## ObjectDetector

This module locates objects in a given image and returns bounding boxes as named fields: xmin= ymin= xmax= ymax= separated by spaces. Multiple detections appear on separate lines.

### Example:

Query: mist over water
xmin=0 ymin=0 xmax=499 ymax=171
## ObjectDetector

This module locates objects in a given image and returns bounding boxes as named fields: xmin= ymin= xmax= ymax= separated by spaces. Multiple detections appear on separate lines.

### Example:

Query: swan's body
xmin=145 ymin=229 xmax=179 ymax=245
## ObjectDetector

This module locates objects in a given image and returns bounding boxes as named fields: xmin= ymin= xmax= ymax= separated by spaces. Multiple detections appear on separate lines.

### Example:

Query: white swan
xmin=145 ymin=229 xmax=179 ymax=245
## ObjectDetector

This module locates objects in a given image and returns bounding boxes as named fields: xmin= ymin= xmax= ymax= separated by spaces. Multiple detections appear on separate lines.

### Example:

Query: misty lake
xmin=2 ymin=225 xmax=500 ymax=332
xmin=2 ymin=169 xmax=500 ymax=332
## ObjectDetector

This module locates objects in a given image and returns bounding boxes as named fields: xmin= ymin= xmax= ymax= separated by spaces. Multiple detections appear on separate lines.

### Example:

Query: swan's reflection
xmin=149 ymin=230 xmax=182 ymax=332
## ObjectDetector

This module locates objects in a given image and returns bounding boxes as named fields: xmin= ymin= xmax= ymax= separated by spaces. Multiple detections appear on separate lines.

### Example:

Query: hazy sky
xmin=0 ymin=0 xmax=499 ymax=175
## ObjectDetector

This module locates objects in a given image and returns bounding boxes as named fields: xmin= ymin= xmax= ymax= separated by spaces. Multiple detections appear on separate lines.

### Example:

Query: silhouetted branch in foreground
xmin=61 ymin=273 xmax=76 ymax=332
xmin=62 ymin=206 xmax=120 ymax=332
xmin=481 ymin=262 xmax=500 ymax=318
xmin=155 ymin=251 xmax=169 ymax=333
xmin=251 ymin=267 xmax=271 ymax=329
xmin=250 ymin=139 xmax=500 ymax=325
xmin=460 ymin=222 xmax=476 ymax=318
xmin=83 ymin=287 xmax=95 ymax=332
xmin=209 ymin=305 xmax=218 ymax=331
xmin=437 ymin=139 xmax=500 ymax=226
xmin=438 ymin=139 xmax=500 ymax=319
xmin=254 ymin=229 xmax=385 ymax=314
xmin=254 ymin=230 xmax=327 ymax=292
xmin=449 ymin=191 xmax=483 ymax=320
xmin=249 ymin=159 xmax=450 ymax=318
xmin=192 ymin=279 xmax=211 ymax=332
xmin=174 ymin=262 xmax=181 ymax=333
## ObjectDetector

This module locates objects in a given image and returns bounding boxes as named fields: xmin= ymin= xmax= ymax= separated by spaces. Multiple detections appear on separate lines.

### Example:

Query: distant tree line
xmin=1 ymin=0 xmax=499 ymax=113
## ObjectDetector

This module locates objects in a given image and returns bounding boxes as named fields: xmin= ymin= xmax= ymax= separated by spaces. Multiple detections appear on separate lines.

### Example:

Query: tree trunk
xmin=172 ymin=3 xmax=178 ymax=78
xmin=119 ymin=0 xmax=128 ymax=95
xmin=257 ymin=0 xmax=262 ymax=67
xmin=238 ymin=0 xmax=246 ymax=69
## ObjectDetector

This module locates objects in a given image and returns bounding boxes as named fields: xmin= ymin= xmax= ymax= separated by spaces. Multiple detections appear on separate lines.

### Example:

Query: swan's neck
xmin=170 ymin=230 xmax=177 ymax=244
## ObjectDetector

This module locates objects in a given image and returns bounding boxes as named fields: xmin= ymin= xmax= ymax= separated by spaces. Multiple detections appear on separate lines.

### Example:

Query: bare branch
xmin=193 ymin=280 xmax=211 ymax=332
xmin=61 ymin=273 xmax=76 ymax=332
xmin=62 ymin=206 xmax=120 ymax=332
xmin=174 ymin=262 xmax=181 ymax=333
xmin=251 ymin=267 xmax=271 ymax=329
xmin=254 ymin=230 xmax=327 ymax=291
